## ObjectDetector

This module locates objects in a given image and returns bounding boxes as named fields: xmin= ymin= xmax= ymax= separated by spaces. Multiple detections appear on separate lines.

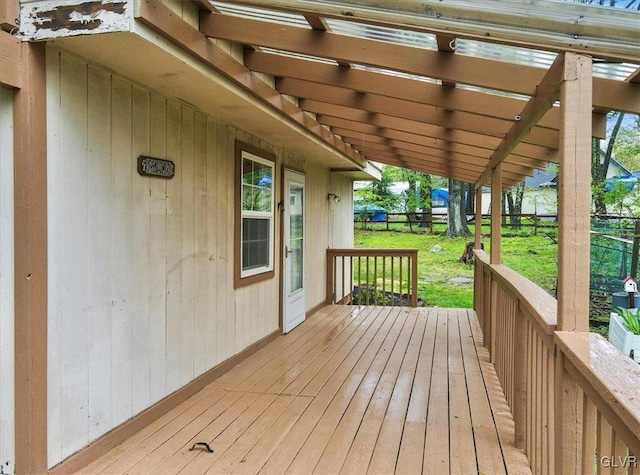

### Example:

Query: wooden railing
xmin=326 ymin=248 xmax=419 ymax=307
xmin=474 ymin=249 xmax=640 ymax=474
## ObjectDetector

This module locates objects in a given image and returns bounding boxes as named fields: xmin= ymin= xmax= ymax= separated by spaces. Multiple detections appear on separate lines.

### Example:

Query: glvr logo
xmin=600 ymin=456 xmax=638 ymax=468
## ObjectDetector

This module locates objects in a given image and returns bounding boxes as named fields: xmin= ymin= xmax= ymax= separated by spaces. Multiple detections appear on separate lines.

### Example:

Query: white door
xmin=283 ymin=170 xmax=305 ymax=333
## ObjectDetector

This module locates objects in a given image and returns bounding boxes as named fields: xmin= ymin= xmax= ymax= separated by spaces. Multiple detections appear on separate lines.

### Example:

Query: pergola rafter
xmin=197 ymin=3 xmax=638 ymax=187
xmin=199 ymin=11 xmax=640 ymax=113
xmin=244 ymin=51 xmax=606 ymax=138
xmin=211 ymin=0 xmax=640 ymax=62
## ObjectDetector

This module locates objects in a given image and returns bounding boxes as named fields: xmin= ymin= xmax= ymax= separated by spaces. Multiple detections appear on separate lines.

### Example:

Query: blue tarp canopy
xmin=354 ymin=203 xmax=387 ymax=222
xmin=431 ymin=188 xmax=448 ymax=207
xmin=604 ymin=176 xmax=638 ymax=192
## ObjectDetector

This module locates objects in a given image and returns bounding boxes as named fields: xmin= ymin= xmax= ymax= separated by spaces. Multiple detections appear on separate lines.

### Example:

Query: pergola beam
xmin=301 ymin=98 xmax=559 ymax=149
xmin=278 ymin=77 xmax=564 ymax=148
xmin=245 ymin=51 xmax=606 ymax=138
xmin=0 ymin=0 xmax=18 ymax=30
xmin=334 ymin=127 xmax=540 ymax=176
xmin=332 ymin=125 xmax=541 ymax=166
xmin=0 ymin=30 xmax=20 ymax=88
xmin=200 ymin=12 xmax=640 ymax=114
xmin=627 ymin=66 xmax=640 ymax=84
xmin=318 ymin=114 xmax=558 ymax=164
xmin=214 ymin=0 xmax=640 ymax=62
xmin=476 ymin=53 xmax=565 ymax=188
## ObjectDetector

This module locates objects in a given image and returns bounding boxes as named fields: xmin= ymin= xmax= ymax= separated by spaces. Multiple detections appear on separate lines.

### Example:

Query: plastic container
xmin=612 ymin=291 xmax=640 ymax=311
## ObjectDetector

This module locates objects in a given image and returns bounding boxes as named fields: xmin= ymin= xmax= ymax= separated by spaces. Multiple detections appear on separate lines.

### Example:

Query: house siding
xmin=0 ymin=86 xmax=14 ymax=475
xmin=46 ymin=49 xmax=354 ymax=467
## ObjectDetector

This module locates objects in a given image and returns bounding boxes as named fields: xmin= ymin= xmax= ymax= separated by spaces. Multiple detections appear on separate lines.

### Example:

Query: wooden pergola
xmin=137 ymin=0 xmax=640 ymax=187
xmin=2 ymin=0 xmax=640 ymax=473
xmin=139 ymin=0 xmax=640 ymax=330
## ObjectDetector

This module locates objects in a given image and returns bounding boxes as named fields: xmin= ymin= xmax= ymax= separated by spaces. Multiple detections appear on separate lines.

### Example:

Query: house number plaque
xmin=137 ymin=156 xmax=175 ymax=179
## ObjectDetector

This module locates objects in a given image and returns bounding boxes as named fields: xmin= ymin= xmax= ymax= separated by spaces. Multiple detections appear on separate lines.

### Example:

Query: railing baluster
xmin=374 ymin=257 xmax=378 ymax=306
xmin=349 ymin=256 xmax=353 ymax=305
xmin=382 ymin=256 xmax=386 ymax=305
xmin=411 ymin=253 xmax=418 ymax=307
xmin=399 ymin=256 xmax=403 ymax=306
xmin=391 ymin=256 xmax=395 ymax=306
xmin=341 ymin=256 xmax=346 ymax=305
xmin=357 ymin=255 xmax=362 ymax=306
xmin=366 ymin=256 xmax=371 ymax=306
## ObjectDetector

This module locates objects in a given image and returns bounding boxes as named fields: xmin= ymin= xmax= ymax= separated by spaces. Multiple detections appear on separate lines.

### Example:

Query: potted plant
xmin=609 ymin=307 xmax=640 ymax=363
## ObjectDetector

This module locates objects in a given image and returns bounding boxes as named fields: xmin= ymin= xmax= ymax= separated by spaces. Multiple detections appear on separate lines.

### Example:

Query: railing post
xmin=326 ymin=249 xmax=335 ymax=305
xmin=554 ymin=352 xmax=581 ymax=474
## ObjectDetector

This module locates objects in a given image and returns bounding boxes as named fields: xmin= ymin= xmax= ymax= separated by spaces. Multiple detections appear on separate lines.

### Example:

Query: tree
xmin=447 ymin=178 xmax=472 ymax=236
xmin=354 ymin=165 xmax=399 ymax=212
xmin=593 ymin=112 xmax=627 ymax=214
xmin=504 ymin=182 xmax=526 ymax=228
xmin=612 ymin=118 xmax=640 ymax=171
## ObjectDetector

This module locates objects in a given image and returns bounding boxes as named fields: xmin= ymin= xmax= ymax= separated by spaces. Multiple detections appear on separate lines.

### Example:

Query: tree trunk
xmin=447 ymin=179 xmax=472 ymax=237
xmin=505 ymin=191 xmax=515 ymax=227
xmin=592 ymin=138 xmax=607 ymax=214
xmin=501 ymin=191 xmax=508 ymax=225
xmin=592 ymin=113 xmax=626 ymax=215
xmin=504 ymin=183 xmax=525 ymax=228
xmin=465 ymin=183 xmax=475 ymax=214
xmin=419 ymin=174 xmax=432 ymax=229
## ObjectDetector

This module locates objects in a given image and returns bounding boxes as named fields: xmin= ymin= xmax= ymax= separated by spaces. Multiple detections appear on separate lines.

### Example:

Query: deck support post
xmin=490 ymin=164 xmax=502 ymax=266
xmin=14 ymin=41 xmax=48 ymax=475
xmin=554 ymin=52 xmax=592 ymax=475
xmin=556 ymin=52 xmax=592 ymax=332
xmin=488 ymin=163 xmax=502 ymax=359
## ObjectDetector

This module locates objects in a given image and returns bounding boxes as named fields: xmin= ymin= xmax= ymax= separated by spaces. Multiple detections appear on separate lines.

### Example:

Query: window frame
xmin=234 ymin=141 xmax=276 ymax=288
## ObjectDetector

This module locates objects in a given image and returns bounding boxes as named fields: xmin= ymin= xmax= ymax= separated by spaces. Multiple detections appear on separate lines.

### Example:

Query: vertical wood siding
xmin=46 ymin=50 xmax=356 ymax=466
xmin=0 ymin=86 xmax=14 ymax=474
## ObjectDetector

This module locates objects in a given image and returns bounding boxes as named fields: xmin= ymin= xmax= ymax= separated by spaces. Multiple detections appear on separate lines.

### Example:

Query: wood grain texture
xmin=0 ymin=31 xmax=20 ymax=88
xmin=0 ymin=83 xmax=14 ymax=474
xmin=557 ymin=53 xmax=592 ymax=333
xmin=45 ymin=50 xmax=357 ymax=467
xmin=79 ymin=306 xmax=531 ymax=474
xmin=14 ymin=41 xmax=48 ymax=474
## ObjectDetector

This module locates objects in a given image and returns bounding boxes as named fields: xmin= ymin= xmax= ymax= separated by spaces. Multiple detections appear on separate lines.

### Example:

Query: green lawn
xmin=354 ymin=227 xmax=558 ymax=308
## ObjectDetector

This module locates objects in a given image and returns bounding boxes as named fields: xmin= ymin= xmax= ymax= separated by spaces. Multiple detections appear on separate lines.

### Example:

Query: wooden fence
xmin=326 ymin=248 xmax=419 ymax=307
xmin=474 ymin=249 xmax=640 ymax=474
xmin=357 ymin=212 xmax=559 ymax=235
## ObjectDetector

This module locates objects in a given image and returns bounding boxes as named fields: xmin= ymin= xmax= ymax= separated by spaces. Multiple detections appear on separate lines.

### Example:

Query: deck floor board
xmin=80 ymin=306 xmax=531 ymax=474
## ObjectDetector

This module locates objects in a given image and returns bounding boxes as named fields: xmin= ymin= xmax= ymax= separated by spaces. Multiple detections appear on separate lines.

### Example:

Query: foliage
xmin=613 ymin=123 xmax=640 ymax=171
xmin=615 ymin=307 xmax=640 ymax=335
xmin=603 ymin=180 xmax=637 ymax=215
xmin=354 ymin=166 xmax=400 ymax=212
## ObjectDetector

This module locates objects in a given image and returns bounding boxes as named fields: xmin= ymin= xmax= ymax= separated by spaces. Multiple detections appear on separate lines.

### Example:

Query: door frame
xmin=279 ymin=167 xmax=306 ymax=333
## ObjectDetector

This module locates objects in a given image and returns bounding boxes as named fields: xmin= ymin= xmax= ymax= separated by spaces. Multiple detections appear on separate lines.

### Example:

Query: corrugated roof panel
xmin=325 ymin=18 xmax=438 ymax=49
xmin=212 ymin=1 xmax=310 ymax=27
xmin=212 ymin=1 xmax=638 ymax=81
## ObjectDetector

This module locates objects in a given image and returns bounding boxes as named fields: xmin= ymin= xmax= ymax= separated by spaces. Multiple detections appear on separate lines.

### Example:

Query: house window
xmin=235 ymin=142 xmax=276 ymax=287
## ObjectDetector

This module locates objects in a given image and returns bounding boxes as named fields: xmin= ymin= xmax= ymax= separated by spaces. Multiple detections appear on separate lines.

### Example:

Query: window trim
xmin=234 ymin=141 xmax=276 ymax=289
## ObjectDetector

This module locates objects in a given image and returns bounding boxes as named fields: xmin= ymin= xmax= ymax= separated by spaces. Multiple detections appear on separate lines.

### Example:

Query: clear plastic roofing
xmin=203 ymin=0 xmax=639 ymax=186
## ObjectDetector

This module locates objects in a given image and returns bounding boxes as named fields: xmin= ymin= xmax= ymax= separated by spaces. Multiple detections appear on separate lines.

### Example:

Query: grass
xmin=354 ymin=226 xmax=558 ymax=309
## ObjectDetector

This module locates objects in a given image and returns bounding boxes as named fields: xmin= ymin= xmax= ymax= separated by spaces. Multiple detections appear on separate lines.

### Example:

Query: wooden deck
xmin=79 ymin=306 xmax=531 ymax=474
